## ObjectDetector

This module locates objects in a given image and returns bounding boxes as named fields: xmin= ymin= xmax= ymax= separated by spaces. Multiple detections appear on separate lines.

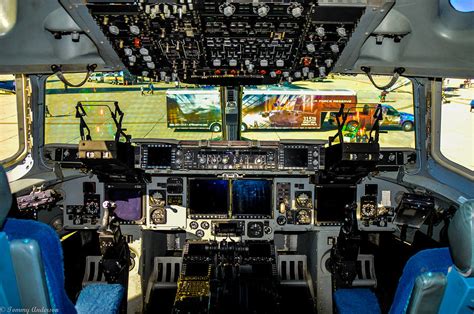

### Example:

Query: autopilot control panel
xmin=136 ymin=140 xmax=322 ymax=173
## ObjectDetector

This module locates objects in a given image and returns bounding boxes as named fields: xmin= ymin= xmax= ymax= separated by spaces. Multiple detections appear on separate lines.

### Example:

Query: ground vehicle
xmin=87 ymin=72 xmax=104 ymax=83
xmin=168 ymin=88 xmax=358 ymax=132
xmin=0 ymin=1 xmax=472 ymax=314
xmin=330 ymin=104 xmax=415 ymax=132
xmin=241 ymin=89 xmax=357 ymax=130
xmin=166 ymin=89 xmax=221 ymax=132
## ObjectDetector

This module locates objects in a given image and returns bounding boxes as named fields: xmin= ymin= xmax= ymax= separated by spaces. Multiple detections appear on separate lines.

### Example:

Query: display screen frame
xmin=231 ymin=179 xmax=273 ymax=218
xmin=315 ymin=184 xmax=356 ymax=224
xmin=188 ymin=178 xmax=230 ymax=218
xmin=104 ymin=183 xmax=145 ymax=224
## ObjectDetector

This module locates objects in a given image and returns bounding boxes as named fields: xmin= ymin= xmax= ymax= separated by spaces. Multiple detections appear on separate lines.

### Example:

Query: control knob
xmin=222 ymin=156 xmax=229 ymax=164
xmin=195 ymin=229 xmax=205 ymax=238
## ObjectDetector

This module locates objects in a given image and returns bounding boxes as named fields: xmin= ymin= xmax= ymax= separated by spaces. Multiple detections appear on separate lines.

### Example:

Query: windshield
xmin=0 ymin=74 xmax=21 ymax=162
xmin=242 ymin=74 xmax=414 ymax=147
xmin=441 ymin=78 xmax=473 ymax=171
xmin=45 ymin=73 xmax=220 ymax=144
xmin=45 ymin=73 xmax=415 ymax=148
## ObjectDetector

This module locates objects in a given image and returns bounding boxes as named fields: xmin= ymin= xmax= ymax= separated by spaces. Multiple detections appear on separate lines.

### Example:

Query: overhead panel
xmin=85 ymin=0 xmax=366 ymax=85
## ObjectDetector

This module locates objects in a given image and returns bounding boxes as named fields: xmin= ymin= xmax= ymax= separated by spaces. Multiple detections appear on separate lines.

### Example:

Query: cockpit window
xmin=45 ymin=73 xmax=415 ymax=148
xmin=242 ymin=74 xmax=415 ymax=148
xmin=0 ymin=74 xmax=24 ymax=164
xmin=450 ymin=0 xmax=474 ymax=12
xmin=441 ymin=78 xmax=473 ymax=171
xmin=44 ymin=72 xmax=220 ymax=144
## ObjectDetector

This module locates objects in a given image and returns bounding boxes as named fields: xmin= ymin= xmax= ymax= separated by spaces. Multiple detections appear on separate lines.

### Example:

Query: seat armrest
xmin=407 ymin=272 xmax=447 ymax=314
xmin=75 ymin=283 xmax=124 ymax=314
xmin=9 ymin=239 xmax=50 ymax=309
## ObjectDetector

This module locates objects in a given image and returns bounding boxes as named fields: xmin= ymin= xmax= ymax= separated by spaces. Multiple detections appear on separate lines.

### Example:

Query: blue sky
xmin=450 ymin=0 xmax=474 ymax=12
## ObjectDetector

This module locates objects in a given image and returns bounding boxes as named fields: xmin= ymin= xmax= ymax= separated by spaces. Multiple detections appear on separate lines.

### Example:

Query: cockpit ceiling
xmin=0 ymin=0 xmax=472 ymax=79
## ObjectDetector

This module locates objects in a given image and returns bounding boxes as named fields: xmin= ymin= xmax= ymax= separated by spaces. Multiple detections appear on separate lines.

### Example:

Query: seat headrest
xmin=448 ymin=200 xmax=474 ymax=276
xmin=0 ymin=166 xmax=12 ymax=227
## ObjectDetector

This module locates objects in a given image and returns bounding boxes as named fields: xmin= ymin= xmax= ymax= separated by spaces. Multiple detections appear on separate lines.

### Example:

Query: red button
xmin=133 ymin=38 xmax=141 ymax=48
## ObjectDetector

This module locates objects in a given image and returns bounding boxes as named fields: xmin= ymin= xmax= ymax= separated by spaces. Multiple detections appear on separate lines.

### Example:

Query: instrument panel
xmin=59 ymin=140 xmax=414 ymax=238
xmin=61 ymin=175 xmax=402 ymax=237
xmin=136 ymin=140 xmax=323 ymax=173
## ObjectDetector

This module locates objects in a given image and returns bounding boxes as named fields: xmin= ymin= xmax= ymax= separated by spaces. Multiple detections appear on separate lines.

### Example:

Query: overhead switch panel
xmin=86 ymin=1 xmax=365 ymax=85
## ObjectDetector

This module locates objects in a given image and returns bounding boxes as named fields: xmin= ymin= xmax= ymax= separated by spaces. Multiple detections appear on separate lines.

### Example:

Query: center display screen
xmin=232 ymin=179 xmax=273 ymax=218
xmin=147 ymin=146 xmax=172 ymax=167
xmin=283 ymin=148 xmax=308 ymax=168
xmin=316 ymin=185 xmax=356 ymax=223
xmin=189 ymin=179 xmax=229 ymax=217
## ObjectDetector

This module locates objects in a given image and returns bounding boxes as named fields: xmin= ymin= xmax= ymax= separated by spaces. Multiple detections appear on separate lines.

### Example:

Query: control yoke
xmin=329 ymin=203 xmax=361 ymax=288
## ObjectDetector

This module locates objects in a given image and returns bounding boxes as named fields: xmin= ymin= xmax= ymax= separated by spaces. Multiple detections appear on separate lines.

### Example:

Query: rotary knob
xmin=196 ymin=229 xmax=205 ymax=238
xmin=277 ymin=216 xmax=287 ymax=225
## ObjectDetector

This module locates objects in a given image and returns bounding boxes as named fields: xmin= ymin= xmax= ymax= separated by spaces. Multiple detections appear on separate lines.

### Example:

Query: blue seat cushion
xmin=334 ymin=288 xmax=381 ymax=314
xmin=389 ymin=247 xmax=452 ymax=314
xmin=3 ymin=218 xmax=76 ymax=313
xmin=75 ymin=283 xmax=124 ymax=314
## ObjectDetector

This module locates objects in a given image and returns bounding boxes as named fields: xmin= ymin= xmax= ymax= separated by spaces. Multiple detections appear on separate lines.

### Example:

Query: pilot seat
xmin=334 ymin=199 xmax=474 ymax=314
xmin=0 ymin=166 xmax=125 ymax=314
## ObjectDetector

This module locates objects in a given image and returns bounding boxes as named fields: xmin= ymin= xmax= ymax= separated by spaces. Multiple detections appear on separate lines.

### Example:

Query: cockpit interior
xmin=0 ymin=0 xmax=473 ymax=313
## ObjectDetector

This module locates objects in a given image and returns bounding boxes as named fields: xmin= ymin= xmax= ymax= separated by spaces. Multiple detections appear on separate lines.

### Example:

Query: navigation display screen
xmin=316 ymin=185 xmax=356 ymax=222
xmin=189 ymin=179 xmax=229 ymax=217
xmin=232 ymin=179 xmax=272 ymax=217
xmin=284 ymin=148 xmax=308 ymax=168
xmin=147 ymin=146 xmax=172 ymax=167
